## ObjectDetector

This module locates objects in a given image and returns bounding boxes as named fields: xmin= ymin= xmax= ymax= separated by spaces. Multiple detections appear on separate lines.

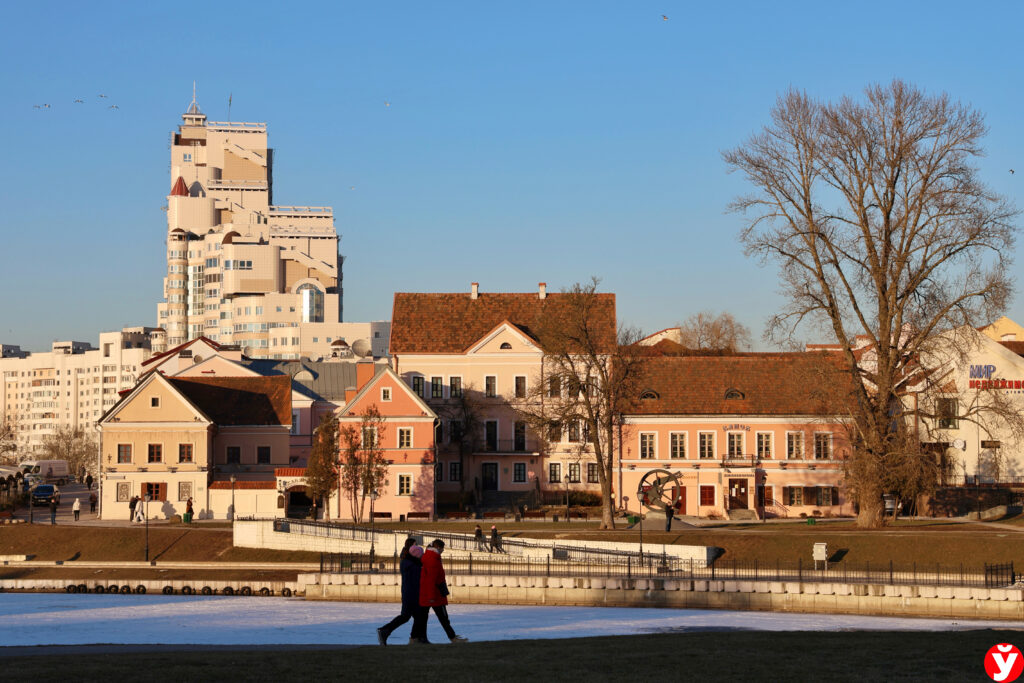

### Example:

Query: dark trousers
xmin=429 ymin=605 xmax=457 ymax=640
xmin=73 ymin=510 xmax=80 ymax=521
xmin=50 ymin=510 xmax=56 ymax=524
xmin=381 ymin=604 xmax=427 ymax=640
xmin=90 ymin=502 xmax=96 ymax=513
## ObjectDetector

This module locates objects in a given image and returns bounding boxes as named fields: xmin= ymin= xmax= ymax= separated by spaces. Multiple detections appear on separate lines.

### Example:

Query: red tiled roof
xmin=168 ymin=375 xmax=291 ymax=426
xmin=390 ymin=291 xmax=616 ymax=354
xmin=142 ymin=336 xmax=222 ymax=366
xmin=628 ymin=353 xmax=855 ymax=416
xmin=274 ymin=467 xmax=307 ymax=477
xmin=171 ymin=176 xmax=189 ymax=197
xmin=209 ymin=480 xmax=276 ymax=490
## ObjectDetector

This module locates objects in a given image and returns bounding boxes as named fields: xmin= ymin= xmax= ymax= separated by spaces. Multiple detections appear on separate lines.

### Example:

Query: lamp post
xmin=563 ymin=473 xmax=570 ymax=523
xmin=144 ymin=493 xmax=151 ymax=563
xmin=230 ymin=474 xmax=236 ymax=521
xmin=369 ymin=489 xmax=379 ymax=565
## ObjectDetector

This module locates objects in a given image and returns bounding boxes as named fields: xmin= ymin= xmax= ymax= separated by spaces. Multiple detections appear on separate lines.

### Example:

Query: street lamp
xmin=230 ymin=474 xmax=237 ymax=521
xmin=563 ymin=473 xmax=570 ymax=523
xmin=369 ymin=489 xmax=379 ymax=565
xmin=144 ymin=493 xmax=151 ymax=563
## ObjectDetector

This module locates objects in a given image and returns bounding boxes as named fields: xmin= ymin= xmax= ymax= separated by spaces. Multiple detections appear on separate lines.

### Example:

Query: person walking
xmin=134 ymin=498 xmax=146 ymax=523
xmin=420 ymin=539 xmax=467 ymax=644
xmin=490 ymin=525 xmax=505 ymax=553
xmin=474 ymin=524 xmax=488 ymax=552
xmin=184 ymin=497 xmax=194 ymax=524
xmin=72 ymin=498 xmax=81 ymax=522
xmin=49 ymin=498 xmax=58 ymax=525
xmin=377 ymin=538 xmax=429 ymax=646
xmin=89 ymin=491 xmax=97 ymax=514
xmin=86 ymin=474 xmax=93 ymax=490
xmin=128 ymin=495 xmax=138 ymax=522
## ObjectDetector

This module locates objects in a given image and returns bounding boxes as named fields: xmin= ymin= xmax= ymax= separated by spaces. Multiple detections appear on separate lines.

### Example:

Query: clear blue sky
xmin=1 ymin=2 xmax=1021 ymax=351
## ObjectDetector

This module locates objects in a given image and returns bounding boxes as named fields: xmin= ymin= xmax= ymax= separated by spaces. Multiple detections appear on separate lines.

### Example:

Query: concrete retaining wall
xmin=301 ymin=572 xmax=1024 ymax=621
xmin=0 ymin=577 xmax=301 ymax=596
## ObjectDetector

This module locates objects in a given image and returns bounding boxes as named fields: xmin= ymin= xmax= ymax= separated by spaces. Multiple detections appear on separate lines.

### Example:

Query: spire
xmin=182 ymin=81 xmax=206 ymax=124
xmin=171 ymin=176 xmax=189 ymax=197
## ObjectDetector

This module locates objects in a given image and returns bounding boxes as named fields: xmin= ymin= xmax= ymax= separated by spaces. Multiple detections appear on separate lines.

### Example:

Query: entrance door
xmin=482 ymin=463 xmax=499 ymax=491
xmin=728 ymin=478 xmax=749 ymax=509
xmin=671 ymin=485 xmax=686 ymax=515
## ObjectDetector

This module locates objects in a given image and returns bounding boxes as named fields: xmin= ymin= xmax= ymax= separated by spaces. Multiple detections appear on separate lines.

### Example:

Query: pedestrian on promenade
xmin=86 ymin=474 xmax=93 ymax=490
xmin=420 ymin=539 xmax=468 ymax=644
xmin=128 ymin=495 xmax=138 ymax=522
xmin=72 ymin=498 xmax=81 ymax=522
xmin=490 ymin=525 xmax=505 ymax=553
xmin=134 ymin=498 xmax=146 ymax=523
xmin=474 ymin=524 xmax=488 ymax=552
xmin=184 ymin=497 xmax=194 ymax=524
xmin=89 ymin=492 xmax=97 ymax=514
xmin=49 ymin=498 xmax=57 ymax=525
xmin=377 ymin=538 xmax=428 ymax=646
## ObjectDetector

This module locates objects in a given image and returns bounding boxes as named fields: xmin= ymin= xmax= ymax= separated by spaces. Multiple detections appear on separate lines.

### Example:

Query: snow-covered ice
xmin=0 ymin=594 xmax=1018 ymax=647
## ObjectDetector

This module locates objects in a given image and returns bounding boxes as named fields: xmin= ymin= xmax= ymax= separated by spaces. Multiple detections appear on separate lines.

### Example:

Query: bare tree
xmin=678 ymin=311 xmax=753 ymax=351
xmin=306 ymin=412 xmax=339 ymax=520
xmin=0 ymin=413 xmax=17 ymax=466
xmin=40 ymin=426 xmax=97 ymax=480
xmin=724 ymin=80 xmax=1018 ymax=527
xmin=518 ymin=278 xmax=645 ymax=530
xmin=434 ymin=385 xmax=483 ymax=510
xmin=339 ymin=406 xmax=389 ymax=523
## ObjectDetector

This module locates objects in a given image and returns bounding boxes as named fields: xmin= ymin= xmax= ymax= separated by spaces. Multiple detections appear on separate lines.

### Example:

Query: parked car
xmin=31 ymin=484 xmax=60 ymax=506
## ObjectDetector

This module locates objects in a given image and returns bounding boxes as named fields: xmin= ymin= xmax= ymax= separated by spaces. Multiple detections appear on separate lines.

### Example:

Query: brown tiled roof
xmin=274 ymin=467 xmax=306 ymax=477
xmin=142 ymin=336 xmax=222 ymax=366
xmin=999 ymin=341 xmax=1024 ymax=357
xmin=168 ymin=376 xmax=291 ymax=426
xmin=390 ymin=291 xmax=616 ymax=354
xmin=209 ymin=480 xmax=276 ymax=490
xmin=628 ymin=353 xmax=855 ymax=416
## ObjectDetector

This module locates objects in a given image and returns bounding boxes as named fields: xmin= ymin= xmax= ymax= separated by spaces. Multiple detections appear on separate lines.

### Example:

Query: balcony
xmin=479 ymin=438 xmax=539 ymax=454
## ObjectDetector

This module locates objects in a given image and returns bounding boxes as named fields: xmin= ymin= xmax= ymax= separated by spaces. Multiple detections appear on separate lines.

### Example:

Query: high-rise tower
xmin=156 ymin=95 xmax=343 ymax=357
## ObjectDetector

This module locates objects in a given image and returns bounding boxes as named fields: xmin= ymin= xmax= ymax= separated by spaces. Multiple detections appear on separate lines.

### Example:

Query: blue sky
xmin=1 ymin=2 xmax=1021 ymax=351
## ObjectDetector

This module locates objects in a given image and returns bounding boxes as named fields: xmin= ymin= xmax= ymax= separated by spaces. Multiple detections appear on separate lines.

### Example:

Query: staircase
xmin=479 ymin=490 xmax=537 ymax=512
xmin=726 ymin=508 xmax=759 ymax=521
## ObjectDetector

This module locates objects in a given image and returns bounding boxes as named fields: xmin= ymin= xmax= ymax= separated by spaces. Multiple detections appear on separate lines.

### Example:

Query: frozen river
xmin=0 ymin=594 xmax=1019 ymax=647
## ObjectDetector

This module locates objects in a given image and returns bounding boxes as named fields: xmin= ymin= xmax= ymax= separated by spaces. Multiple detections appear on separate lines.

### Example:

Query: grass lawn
xmin=5 ymin=630 xmax=1017 ymax=681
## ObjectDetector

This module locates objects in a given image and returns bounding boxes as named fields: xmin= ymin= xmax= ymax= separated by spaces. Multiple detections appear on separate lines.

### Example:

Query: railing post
xmin=627 ymin=556 xmax=631 ymax=580
xmin=469 ymin=553 xmax=473 ymax=575
xmin=889 ymin=560 xmax=893 ymax=585
xmin=798 ymin=557 xmax=802 ymax=582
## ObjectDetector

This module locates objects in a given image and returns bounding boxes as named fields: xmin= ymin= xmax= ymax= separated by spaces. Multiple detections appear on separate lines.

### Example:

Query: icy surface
xmin=0 ymin=595 xmax=1018 ymax=646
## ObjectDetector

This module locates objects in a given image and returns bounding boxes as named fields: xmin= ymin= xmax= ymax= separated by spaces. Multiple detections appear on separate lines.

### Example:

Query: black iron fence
xmin=319 ymin=552 xmax=1018 ymax=589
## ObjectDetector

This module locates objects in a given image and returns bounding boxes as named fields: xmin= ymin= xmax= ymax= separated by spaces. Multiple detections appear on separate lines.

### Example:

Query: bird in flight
xmin=1011 ymin=169 xmax=1016 ymax=175
xmin=384 ymin=100 xmax=390 ymax=107
xmin=661 ymin=14 xmax=668 ymax=21
xmin=109 ymin=104 xmax=119 ymax=110
xmin=73 ymin=98 xmax=84 ymax=104
xmin=98 ymin=94 xmax=108 ymax=99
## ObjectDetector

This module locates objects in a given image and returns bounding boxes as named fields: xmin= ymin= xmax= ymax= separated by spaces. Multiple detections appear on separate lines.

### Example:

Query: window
xmin=485 ymin=421 xmax=498 ymax=451
xmin=117 ymin=444 xmax=132 ymax=464
xmin=435 ymin=463 xmax=443 ymax=482
xmin=435 ymin=421 xmax=443 ymax=445
xmin=291 ymin=412 xmax=300 ymax=435
xmin=449 ymin=462 xmax=462 ymax=482
xmin=548 ymin=462 xmax=561 ymax=483
xmin=150 ymin=396 xmax=160 ymax=408
xmin=515 ymin=376 xmax=527 ymax=399
xmin=143 ymin=482 xmax=167 ymax=501
xmin=699 ymin=485 xmax=715 ymax=506
xmin=431 ymin=376 xmax=443 ymax=399
xmin=587 ymin=462 xmax=599 ymax=483
xmin=514 ymin=421 xmax=527 ymax=451
xmin=226 ymin=446 xmax=241 ymax=464
xmin=178 ymin=444 xmax=193 ymax=463
xmin=513 ymin=463 xmax=526 ymax=483
xmin=449 ymin=420 xmax=463 ymax=443
xmin=548 ymin=377 xmax=560 ymax=398
xmin=727 ymin=432 xmax=744 ymax=457
xmin=937 ymin=398 xmax=958 ymax=429
xmin=147 ymin=444 xmax=162 ymax=463
xmin=485 ymin=375 xmax=497 ymax=398
xmin=817 ymin=486 xmax=834 ymax=506
xmin=257 ymin=446 xmax=271 ymax=464
xmin=411 ymin=376 xmax=425 ymax=397
xmin=814 ymin=433 xmax=832 ymax=460
xmin=398 ymin=428 xmax=412 ymax=449
xmin=381 ymin=387 xmax=392 ymax=402
xmin=183 ymin=152 xmax=192 ymax=162
xmin=398 ymin=474 xmax=412 ymax=496
xmin=640 ymin=390 xmax=659 ymax=400
xmin=698 ymin=432 xmax=714 ymax=459
xmin=568 ymin=463 xmax=581 ymax=483
xmin=297 ymin=284 xmax=324 ymax=323
xmin=548 ymin=421 xmax=562 ymax=443
xmin=449 ymin=376 xmax=462 ymax=398
xmin=500 ymin=342 xmax=512 ymax=350
xmin=568 ymin=421 xmax=581 ymax=443
xmin=756 ymin=432 xmax=772 ymax=459
xmin=787 ymin=432 xmax=804 ymax=460
xmin=670 ymin=432 xmax=686 ymax=459
xmin=362 ymin=427 xmax=378 ymax=447
xmin=786 ymin=486 xmax=804 ymax=506
xmin=639 ymin=433 xmax=656 ymax=459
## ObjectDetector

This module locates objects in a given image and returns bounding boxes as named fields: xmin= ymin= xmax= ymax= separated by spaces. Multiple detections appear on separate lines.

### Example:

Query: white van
xmin=20 ymin=459 xmax=70 ymax=484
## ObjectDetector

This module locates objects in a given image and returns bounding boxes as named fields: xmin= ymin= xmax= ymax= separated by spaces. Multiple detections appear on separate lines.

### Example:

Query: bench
xmin=444 ymin=511 xmax=471 ymax=519
xmin=482 ymin=511 xmax=507 ymax=519
xmin=372 ymin=511 xmax=393 ymax=520
xmin=406 ymin=512 xmax=431 ymax=521
xmin=522 ymin=510 xmax=547 ymax=520
xmin=569 ymin=510 xmax=588 ymax=520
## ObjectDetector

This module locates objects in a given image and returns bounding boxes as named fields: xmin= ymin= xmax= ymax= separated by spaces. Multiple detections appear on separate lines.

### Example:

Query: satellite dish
xmin=952 ymin=439 xmax=966 ymax=450
xmin=351 ymin=339 xmax=372 ymax=357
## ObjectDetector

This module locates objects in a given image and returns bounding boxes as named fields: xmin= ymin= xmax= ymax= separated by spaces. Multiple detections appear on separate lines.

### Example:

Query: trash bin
xmin=399 ymin=514 xmax=406 ymax=522
xmin=552 ymin=514 xmax=559 ymax=523
xmin=806 ymin=517 xmax=816 ymax=525
xmin=627 ymin=515 xmax=639 ymax=525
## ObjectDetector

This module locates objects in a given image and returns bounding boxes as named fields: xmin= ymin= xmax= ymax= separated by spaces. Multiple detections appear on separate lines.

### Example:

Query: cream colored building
xmin=156 ymin=95 xmax=359 ymax=360
xmin=0 ymin=327 xmax=159 ymax=455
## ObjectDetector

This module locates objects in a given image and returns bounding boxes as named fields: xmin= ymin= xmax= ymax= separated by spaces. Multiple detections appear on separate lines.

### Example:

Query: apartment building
xmin=0 ymin=327 xmax=159 ymax=453
xmin=155 ymin=95 xmax=349 ymax=359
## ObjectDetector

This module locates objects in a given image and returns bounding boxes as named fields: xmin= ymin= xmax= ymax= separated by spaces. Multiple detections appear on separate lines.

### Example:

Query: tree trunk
xmin=856 ymin=496 xmax=884 ymax=529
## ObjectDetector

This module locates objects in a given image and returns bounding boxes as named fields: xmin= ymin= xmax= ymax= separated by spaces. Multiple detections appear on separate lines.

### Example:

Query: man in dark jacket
xmin=49 ymin=498 xmax=58 ymax=525
xmin=377 ymin=539 xmax=429 ymax=645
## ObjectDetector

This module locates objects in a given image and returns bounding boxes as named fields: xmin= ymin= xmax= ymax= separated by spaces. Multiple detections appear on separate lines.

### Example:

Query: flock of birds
xmin=33 ymin=94 xmax=118 ymax=110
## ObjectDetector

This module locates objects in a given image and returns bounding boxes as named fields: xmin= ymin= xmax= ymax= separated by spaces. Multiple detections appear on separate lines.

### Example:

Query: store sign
xmin=968 ymin=364 xmax=1024 ymax=390
xmin=722 ymin=424 xmax=751 ymax=432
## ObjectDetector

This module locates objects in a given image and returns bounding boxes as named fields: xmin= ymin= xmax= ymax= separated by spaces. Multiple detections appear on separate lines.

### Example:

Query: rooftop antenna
xmin=228 ymin=92 xmax=232 ymax=122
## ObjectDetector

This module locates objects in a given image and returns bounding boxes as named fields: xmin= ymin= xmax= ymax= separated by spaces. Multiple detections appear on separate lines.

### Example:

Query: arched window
xmin=500 ymin=342 xmax=512 ymax=350
xmin=640 ymin=389 xmax=659 ymax=400
xmin=725 ymin=388 xmax=744 ymax=400
xmin=297 ymin=284 xmax=324 ymax=323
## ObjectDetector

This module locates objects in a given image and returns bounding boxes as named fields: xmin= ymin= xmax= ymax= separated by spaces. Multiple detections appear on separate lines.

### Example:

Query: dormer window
xmin=640 ymin=390 xmax=659 ymax=400
xmin=725 ymin=388 xmax=744 ymax=400
xmin=500 ymin=342 xmax=512 ymax=350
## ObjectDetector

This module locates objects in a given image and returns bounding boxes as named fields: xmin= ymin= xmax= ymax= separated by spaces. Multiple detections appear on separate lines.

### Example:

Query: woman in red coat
xmin=420 ymin=539 xmax=468 ymax=643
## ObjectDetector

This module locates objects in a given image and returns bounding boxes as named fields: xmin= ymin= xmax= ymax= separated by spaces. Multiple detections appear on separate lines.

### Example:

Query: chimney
xmin=470 ymin=282 xmax=479 ymax=300
xmin=356 ymin=360 xmax=376 ymax=390
xmin=538 ymin=282 xmax=547 ymax=300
